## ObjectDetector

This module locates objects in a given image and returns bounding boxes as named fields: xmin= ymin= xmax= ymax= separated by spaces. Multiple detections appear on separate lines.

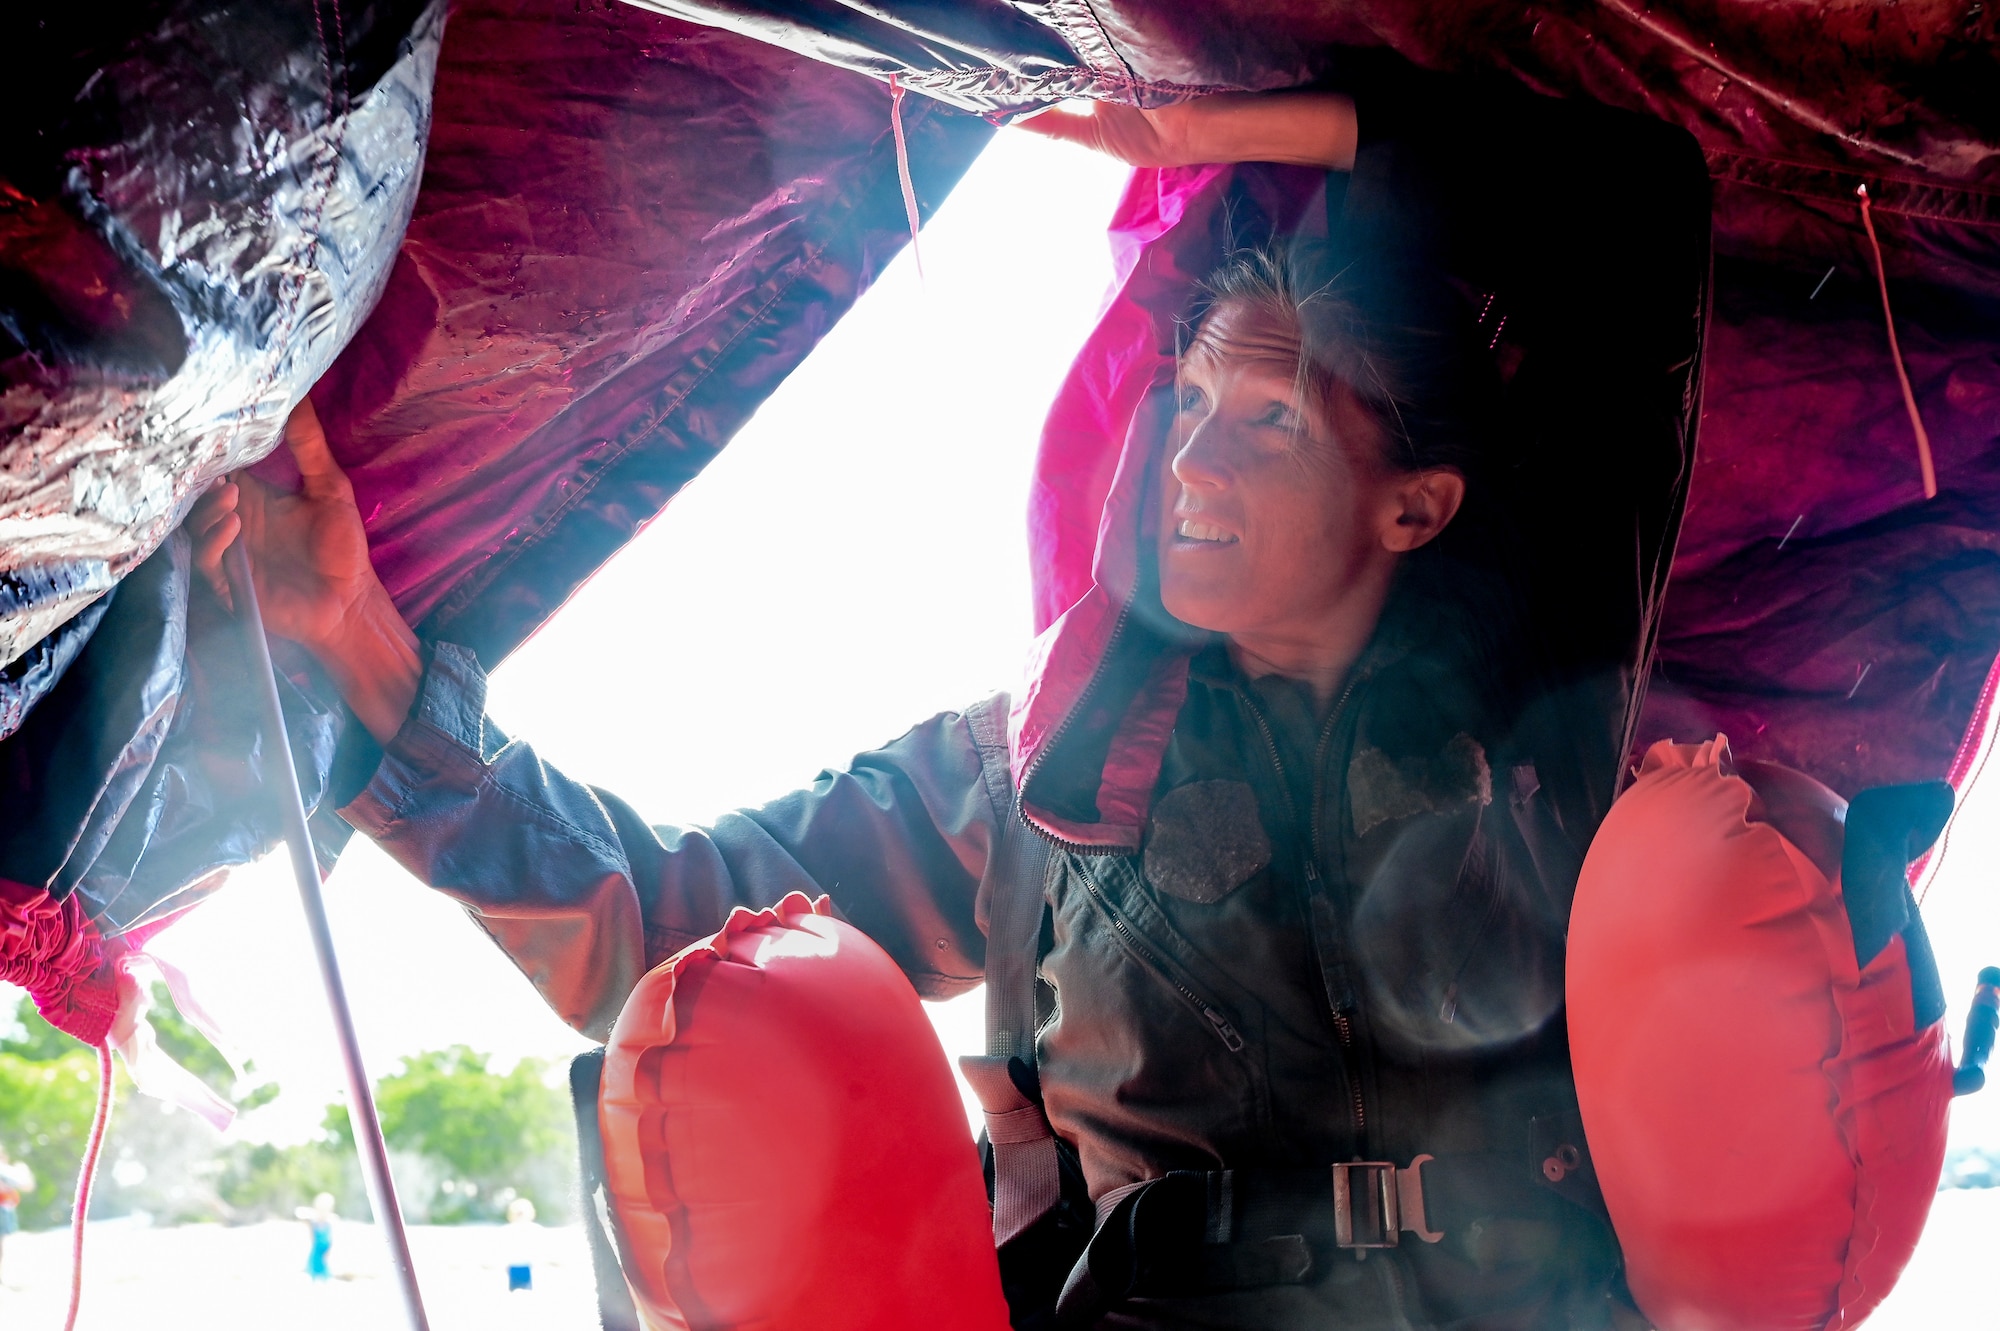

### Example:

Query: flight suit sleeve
xmin=338 ymin=643 xmax=1010 ymax=1041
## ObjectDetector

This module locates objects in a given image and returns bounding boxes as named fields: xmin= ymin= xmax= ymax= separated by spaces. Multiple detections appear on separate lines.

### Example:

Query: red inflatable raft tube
xmin=1570 ymin=736 xmax=1975 ymax=1331
xmin=598 ymin=891 xmax=1010 ymax=1331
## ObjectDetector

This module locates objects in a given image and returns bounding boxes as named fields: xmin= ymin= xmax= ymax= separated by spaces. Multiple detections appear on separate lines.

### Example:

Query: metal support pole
xmin=224 ymin=539 xmax=430 ymax=1331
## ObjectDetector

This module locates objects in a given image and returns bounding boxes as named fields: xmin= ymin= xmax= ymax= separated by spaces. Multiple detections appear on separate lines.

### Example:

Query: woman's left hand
xmin=1015 ymin=91 xmax=1356 ymax=172
xmin=1013 ymin=101 xmax=1214 ymax=168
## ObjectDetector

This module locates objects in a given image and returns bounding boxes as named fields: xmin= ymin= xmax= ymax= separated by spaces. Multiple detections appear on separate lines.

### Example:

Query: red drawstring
xmin=887 ymin=73 xmax=925 ymax=284
xmin=1856 ymin=183 xmax=1937 ymax=499
xmin=65 ymin=1043 xmax=115 ymax=1331
xmin=0 ymin=884 xmax=118 ymax=1328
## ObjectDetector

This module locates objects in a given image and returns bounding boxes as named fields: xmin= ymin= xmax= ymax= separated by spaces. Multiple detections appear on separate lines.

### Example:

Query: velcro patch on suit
xmin=1142 ymin=780 xmax=1272 ymax=904
xmin=1349 ymin=734 xmax=1493 ymax=839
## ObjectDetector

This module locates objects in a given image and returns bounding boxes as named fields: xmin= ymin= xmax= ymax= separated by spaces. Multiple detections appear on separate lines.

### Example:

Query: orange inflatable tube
xmin=1569 ymin=737 xmax=1955 ymax=1331
xmin=598 ymin=891 xmax=1011 ymax=1331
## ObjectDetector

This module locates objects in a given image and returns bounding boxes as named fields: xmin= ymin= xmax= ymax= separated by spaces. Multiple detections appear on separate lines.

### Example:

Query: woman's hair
xmin=1187 ymin=241 xmax=1499 ymax=481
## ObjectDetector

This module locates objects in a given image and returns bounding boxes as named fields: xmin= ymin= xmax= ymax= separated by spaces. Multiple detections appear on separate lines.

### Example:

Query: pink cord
xmin=65 ymin=1044 xmax=114 ymax=1331
xmin=1856 ymin=184 xmax=1937 ymax=500
xmin=887 ymin=73 xmax=925 ymax=284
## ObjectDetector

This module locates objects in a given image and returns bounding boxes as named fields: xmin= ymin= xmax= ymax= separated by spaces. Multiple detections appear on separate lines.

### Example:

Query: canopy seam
xmin=1706 ymin=149 xmax=2000 ymax=227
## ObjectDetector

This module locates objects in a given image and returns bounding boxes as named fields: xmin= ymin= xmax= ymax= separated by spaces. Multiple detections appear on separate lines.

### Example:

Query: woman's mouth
xmin=1175 ymin=519 xmax=1238 ymax=545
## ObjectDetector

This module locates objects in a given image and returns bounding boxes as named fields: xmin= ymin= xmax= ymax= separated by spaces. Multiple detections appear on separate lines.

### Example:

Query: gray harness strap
xmin=962 ymin=696 xmax=1060 ymax=1247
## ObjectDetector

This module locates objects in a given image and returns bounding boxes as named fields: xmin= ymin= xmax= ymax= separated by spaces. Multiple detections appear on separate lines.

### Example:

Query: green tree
xmin=0 ymin=988 xmax=284 ymax=1227
xmin=0 ymin=1047 xmax=108 ymax=1228
xmin=0 ymin=991 xmax=81 ymax=1062
xmin=0 ymin=993 xmax=110 ymax=1227
xmin=214 ymin=1135 xmax=357 ymax=1220
xmin=3 ymin=993 xmax=578 ymax=1228
xmin=367 ymin=1046 xmax=575 ymax=1223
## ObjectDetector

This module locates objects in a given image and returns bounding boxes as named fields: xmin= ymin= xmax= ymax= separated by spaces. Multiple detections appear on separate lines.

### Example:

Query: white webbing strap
xmin=962 ymin=697 xmax=1061 ymax=1246
xmin=959 ymin=1053 xmax=1062 ymax=1245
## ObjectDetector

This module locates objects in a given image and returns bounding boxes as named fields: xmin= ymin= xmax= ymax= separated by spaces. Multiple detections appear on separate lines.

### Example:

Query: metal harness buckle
xmin=1331 ymin=1155 xmax=1445 ymax=1248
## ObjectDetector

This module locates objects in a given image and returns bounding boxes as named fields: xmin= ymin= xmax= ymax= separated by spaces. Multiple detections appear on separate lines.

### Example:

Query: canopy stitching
xmin=1597 ymin=0 xmax=1929 ymax=170
xmin=1708 ymin=150 xmax=2000 ymax=227
xmin=898 ymin=63 xmax=1234 ymax=110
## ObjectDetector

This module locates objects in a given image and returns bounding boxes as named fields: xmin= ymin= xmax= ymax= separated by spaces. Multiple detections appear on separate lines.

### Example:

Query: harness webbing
xmin=963 ymin=697 xmax=1060 ymax=1246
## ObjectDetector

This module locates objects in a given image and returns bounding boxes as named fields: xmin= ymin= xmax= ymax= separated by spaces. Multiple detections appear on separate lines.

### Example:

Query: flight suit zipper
xmin=1237 ymin=674 xmax=1368 ymax=1139
xmin=1018 ymin=606 xmax=1133 ymax=857
xmin=1300 ymin=859 xmax=1366 ymax=1136
xmin=1073 ymin=860 xmax=1246 ymax=1053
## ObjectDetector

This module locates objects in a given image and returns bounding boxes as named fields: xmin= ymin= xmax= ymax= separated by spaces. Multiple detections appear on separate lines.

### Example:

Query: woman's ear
xmin=1381 ymin=469 xmax=1466 ymax=553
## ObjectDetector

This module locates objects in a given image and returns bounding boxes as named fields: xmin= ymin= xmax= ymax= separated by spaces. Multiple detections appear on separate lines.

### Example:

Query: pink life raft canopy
xmin=0 ymin=0 xmax=1995 ymax=1085
xmin=0 ymin=7 xmax=1994 ymax=1331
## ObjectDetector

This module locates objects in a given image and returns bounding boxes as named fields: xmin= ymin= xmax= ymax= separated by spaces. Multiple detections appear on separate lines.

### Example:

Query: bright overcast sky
xmin=43 ymin=122 xmax=2000 ymax=1163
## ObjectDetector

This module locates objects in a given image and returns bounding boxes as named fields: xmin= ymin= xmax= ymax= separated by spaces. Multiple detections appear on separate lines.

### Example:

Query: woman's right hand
xmin=190 ymin=398 xmax=379 ymax=650
xmin=190 ymin=397 xmax=423 ymax=744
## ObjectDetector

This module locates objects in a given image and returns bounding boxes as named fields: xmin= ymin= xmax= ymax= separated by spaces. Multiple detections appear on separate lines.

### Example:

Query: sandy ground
xmin=0 ymin=1219 xmax=598 ymax=1330
xmin=0 ymin=1188 xmax=1994 ymax=1328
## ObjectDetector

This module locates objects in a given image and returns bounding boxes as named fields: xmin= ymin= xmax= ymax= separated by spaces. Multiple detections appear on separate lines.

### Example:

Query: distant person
xmin=0 ymin=1145 xmax=32 ymax=1285
xmin=295 ymin=1192 xmax=337 ymax=1281
xmin=504 ymin=1196 xmax=538 ymax=1292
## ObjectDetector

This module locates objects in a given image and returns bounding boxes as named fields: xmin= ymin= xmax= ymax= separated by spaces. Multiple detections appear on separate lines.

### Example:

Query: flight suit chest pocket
xmin=1142 ymin=779 xmax=1272 ymax=905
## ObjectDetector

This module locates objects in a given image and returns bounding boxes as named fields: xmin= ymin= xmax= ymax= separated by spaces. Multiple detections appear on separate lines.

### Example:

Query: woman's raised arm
xmin=1015 ymin=90 xmax=1357 ymax=172
xmin=339 ymin=646 xmax=1006 ymax=1038
xmin=188 ymin=401 xmax=1008 ymax=1039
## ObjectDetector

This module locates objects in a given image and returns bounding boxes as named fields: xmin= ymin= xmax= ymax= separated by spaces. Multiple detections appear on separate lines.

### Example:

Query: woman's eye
xmin=1176 ymin=387 xmax=1206 ymax=415
xmin=1256 ymin=403 xmax=1301 ymax=430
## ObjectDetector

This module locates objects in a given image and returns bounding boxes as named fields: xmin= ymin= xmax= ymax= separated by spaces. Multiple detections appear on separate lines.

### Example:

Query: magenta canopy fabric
xmin=308 ymin=0 xmax=992 ymax=666
xmin=304 ymin=0 xmax=2000 ymax=800
xmin=0 ymin=0 xmax=993 ymax=935
xmin=1 ymin=0 xmax=1994 ymax=944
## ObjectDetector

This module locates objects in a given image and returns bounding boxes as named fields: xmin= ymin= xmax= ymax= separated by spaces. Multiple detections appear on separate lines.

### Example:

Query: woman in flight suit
xmin=191 ymin=90 xmax=1635 ymax=1330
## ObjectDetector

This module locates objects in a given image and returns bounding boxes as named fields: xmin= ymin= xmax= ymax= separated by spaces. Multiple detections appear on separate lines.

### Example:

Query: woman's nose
xmin=1170 ymin=418 xmax=1231 ymax=490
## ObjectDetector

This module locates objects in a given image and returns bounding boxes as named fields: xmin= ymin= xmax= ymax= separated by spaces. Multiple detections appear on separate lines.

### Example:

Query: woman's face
xmin=1157 ymin=299 xmax=1417 ymax=643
